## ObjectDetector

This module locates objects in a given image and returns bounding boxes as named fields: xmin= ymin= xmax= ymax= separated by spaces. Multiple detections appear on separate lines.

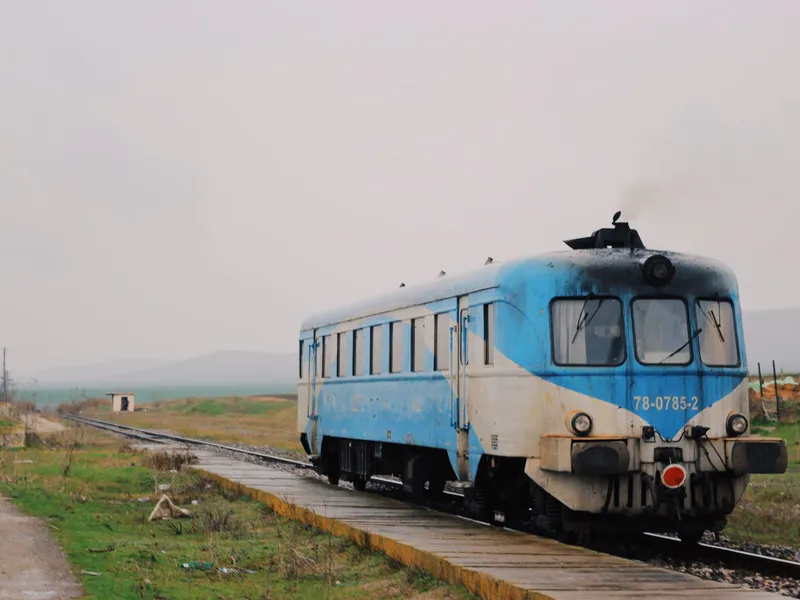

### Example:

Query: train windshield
xmin=696 ymin=299 xmax=739 ymax=366
xmin=632 ymin=298 xmax=692 ymax=365
xmin=551 ymin=298 xmax=625 ymax=366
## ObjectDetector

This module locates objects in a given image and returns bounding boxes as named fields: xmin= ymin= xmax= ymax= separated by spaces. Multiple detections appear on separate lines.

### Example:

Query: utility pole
xmin=2 ymin=348 xmax=7 ymax=404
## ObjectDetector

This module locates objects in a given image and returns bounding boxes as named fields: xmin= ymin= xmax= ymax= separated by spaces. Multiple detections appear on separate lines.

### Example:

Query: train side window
xmin=551 ymin=298 xmax=625 ymax=366
xmin=434 ymin=313 xmax=450 ymax=370
xmin=390 ymin=321 xmax=403 ymax=373
xmin=370 ymin=325 xmax=382 ymax=374
xmin=354 ymin=329 xmax=365 ymax=375
xmin=632 ymin=298 xmax=691 ymax=365
xmin=322 ymin=335 xmax=332 ymax=377
xmin=484 ymin=303 xmax=495 ymax=365
xmin=411 ymin=317 xmax=425 ymax=372
xmin=696 ymin=299 xmax=739 ymax=367
xmin=299 ymin=340 xmax=304 ymax=379
xmin=337 ymin=332 xmax=348 ymax=377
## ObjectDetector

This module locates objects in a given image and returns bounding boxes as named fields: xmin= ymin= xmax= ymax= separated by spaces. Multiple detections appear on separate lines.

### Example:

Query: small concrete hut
xmin=107 ymin=392 xmax=135 ymax=412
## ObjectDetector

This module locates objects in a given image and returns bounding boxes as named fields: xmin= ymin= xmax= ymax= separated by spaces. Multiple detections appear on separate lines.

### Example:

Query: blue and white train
xmin=297 ymin=215 xmax=788 ymax=541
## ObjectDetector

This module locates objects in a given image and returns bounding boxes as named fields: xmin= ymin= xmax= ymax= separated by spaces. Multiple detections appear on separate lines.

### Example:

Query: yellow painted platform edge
xmin=195 ymin=468 xmax=557 ymax=600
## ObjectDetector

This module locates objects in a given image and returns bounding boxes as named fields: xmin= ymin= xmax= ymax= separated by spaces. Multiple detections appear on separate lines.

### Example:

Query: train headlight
xmin=568 ymin=411 xmax=593 ymax=436
xmin=726 ymin=412 xmax=748 ymax=436
xmin=642 ymin=254 xmax=675 ymax=287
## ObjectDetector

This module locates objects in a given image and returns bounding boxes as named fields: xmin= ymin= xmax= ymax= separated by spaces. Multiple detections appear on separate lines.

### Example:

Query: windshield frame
xmin=695 ymin=297 xmax=741 ymax=368
xmin=549 ymin=295 xmax=627 ymax=368
xmin=630 ymin=295 xmax=694 ymax=367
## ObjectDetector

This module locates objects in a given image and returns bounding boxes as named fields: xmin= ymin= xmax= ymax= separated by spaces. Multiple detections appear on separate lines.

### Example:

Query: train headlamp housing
xmin=726 ymin=412 xmax=748 ymax=437
xmin=642 ymin=254 xmax=675 ymax=287
xmin=568 ymin=411 xmax=593 ymax=436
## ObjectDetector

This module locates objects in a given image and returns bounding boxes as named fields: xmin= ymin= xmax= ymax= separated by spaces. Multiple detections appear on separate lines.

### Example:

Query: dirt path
xmin=0 ymin=496 xmax=82 ymax=600
xmin=22 ymin=414 xmax=65 ymax=434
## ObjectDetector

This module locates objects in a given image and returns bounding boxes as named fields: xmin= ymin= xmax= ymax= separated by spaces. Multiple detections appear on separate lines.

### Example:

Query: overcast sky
xmin=2 ymin=1 xmax=799 ymax=375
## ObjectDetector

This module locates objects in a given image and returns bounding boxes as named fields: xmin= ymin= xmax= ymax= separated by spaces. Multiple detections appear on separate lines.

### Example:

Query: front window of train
xmin=632 ymin=298 xmax=692 ymax=365
xmin=695 ymin=299 xmax=740 ymax=366
xmin=551 ymin=297 xmax=625 ymax=366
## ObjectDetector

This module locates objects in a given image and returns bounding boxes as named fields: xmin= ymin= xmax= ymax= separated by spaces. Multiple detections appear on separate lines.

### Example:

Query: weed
xmin=193 ymin=499 xmax=243 ymax=535
xmin=143 ymin=449 xmax=197 ymax=471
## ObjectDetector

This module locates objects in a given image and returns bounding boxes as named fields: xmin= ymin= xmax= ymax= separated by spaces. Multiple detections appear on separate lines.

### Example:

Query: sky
xmin=2 ymin=1 xmax=800 ymax=375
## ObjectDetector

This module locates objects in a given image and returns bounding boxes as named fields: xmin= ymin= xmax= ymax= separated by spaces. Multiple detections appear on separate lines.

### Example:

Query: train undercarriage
xmin=301 ymin=433 xmax=745 ymax=544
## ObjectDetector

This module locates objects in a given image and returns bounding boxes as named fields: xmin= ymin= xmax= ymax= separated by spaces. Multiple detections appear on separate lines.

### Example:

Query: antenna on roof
xmin=399 ymin=282 xmax=406 ymax=287
xmin=612 ymin=210 xmax=622 ymax=225
xmin=484 ymin=256 xmax=494 ymax=265
xmin=438 ymin=270 xmax=446 ymax=277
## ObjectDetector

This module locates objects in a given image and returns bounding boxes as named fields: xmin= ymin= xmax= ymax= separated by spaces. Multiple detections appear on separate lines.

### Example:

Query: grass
xmin=0 ymin=427 xmax=478 ymax=600
xmin=723 ymin=417 xmax=800 ymax=547
xmin=725 ymin=471 xmax=800 ymax=546
xmin=78 ymin=396 xmax=303 ymax=453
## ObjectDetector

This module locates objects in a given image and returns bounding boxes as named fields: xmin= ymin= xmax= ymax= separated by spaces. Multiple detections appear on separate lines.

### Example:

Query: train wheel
xmin=328 ymin=471 xmax=340 ymax=486
xmin=678 ymin=530 xmax=704 ymax=544
xmin=426 ymin=478 xmax=446 ymax=500
xmin=352 ymin=476 xmax=367 ymax=491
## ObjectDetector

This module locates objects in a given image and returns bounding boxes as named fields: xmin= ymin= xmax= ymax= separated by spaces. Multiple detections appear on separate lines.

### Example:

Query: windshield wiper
xmin=572 ymin=299 xmax=605 ymax=344
xmin=659 ymin=328 xmax=703 ymax=364
xmin=706 ymin=309 xmax=725 ymax=343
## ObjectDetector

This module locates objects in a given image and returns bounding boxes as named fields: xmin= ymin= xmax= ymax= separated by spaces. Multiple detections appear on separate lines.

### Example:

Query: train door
xmin=456 ymin=296 xmax=470 ymax=480
xmin=308 ymin=332 xmax=319 ymax=455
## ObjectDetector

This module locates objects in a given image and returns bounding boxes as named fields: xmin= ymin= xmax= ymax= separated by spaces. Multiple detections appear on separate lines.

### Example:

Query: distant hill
xmin=30 ymin=358 xmax=169 ymax=384
xmin=743 ymin=308 xmax=800 ymax=374
xmin=29 ymin=351 xmax=296 ymax=387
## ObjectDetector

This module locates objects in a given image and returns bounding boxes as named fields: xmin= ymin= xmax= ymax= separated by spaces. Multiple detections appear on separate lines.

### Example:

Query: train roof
xmin=300 ymin=256 xmax=505 ymax=331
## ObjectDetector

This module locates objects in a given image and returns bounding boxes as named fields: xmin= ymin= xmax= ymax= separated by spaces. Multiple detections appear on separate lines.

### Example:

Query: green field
xmin=0 ymin=428 xmax=477 ymax=600
xmin=15 ymin=384 xmax=296 ymax=409
xmin=723 ymin=419 xmax=800 ymax=546
xmin=78 ymin=395 xmax=303 ymax=453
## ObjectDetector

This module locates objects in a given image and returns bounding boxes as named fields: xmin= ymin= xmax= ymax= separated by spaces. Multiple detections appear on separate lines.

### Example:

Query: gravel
xmin=586 ymin=533 xmax=800 ymax=598
xmin=647 ymin=557 xmax=800 ymax=598
xmin=704 ymin=532 xmax=800 ymax=563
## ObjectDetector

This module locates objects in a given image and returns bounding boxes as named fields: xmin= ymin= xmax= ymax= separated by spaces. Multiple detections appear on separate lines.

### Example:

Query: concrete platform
xmin=175 ymin=449 xmax=782 ymax=600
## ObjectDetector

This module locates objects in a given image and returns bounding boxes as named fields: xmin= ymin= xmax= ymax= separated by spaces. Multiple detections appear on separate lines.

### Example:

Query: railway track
xmin=61 ymin=413 xmax=800 ymax=585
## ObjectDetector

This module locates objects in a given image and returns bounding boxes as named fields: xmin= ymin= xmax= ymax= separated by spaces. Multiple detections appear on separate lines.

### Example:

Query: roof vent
xmin=438 ymin=270 xmax=446 ymax=277
xmin=484 ymin=256 xmax=494 ymax=265
xmin=563 ymin=211 xmax=645 ymax=250
xmin=399 ymin=282 xmax=406 ymax=288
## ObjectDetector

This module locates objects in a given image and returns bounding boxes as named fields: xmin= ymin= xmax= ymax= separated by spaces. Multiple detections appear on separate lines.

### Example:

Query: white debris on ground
xmin=148 ymin=494 xmax=191 ymax=522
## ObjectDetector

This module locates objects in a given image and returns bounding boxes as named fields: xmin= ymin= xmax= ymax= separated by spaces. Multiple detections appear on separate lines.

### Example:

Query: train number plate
xmin=634 ymin=395 xmax=700 ymax=412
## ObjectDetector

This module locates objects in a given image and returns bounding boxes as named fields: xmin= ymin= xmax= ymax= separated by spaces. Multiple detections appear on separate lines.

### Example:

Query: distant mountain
xmin=29 ymin=358 xmax=170 ymax=384
xmin=743 ymin=308 xmax=800 ymax=374
xmin=100 ymin=350 xmax=296 ymax=386
xmin=27 ymin=351 xmax=296 ymax=387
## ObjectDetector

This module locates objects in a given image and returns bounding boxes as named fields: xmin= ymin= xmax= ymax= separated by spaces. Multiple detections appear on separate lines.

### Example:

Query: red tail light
xmin=662 ymin=464 xmax=687 ymax=489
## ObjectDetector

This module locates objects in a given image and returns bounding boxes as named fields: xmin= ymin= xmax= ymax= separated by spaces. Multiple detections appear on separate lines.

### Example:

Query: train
xmin=296 ymin=214 xmax=788 ymax=542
